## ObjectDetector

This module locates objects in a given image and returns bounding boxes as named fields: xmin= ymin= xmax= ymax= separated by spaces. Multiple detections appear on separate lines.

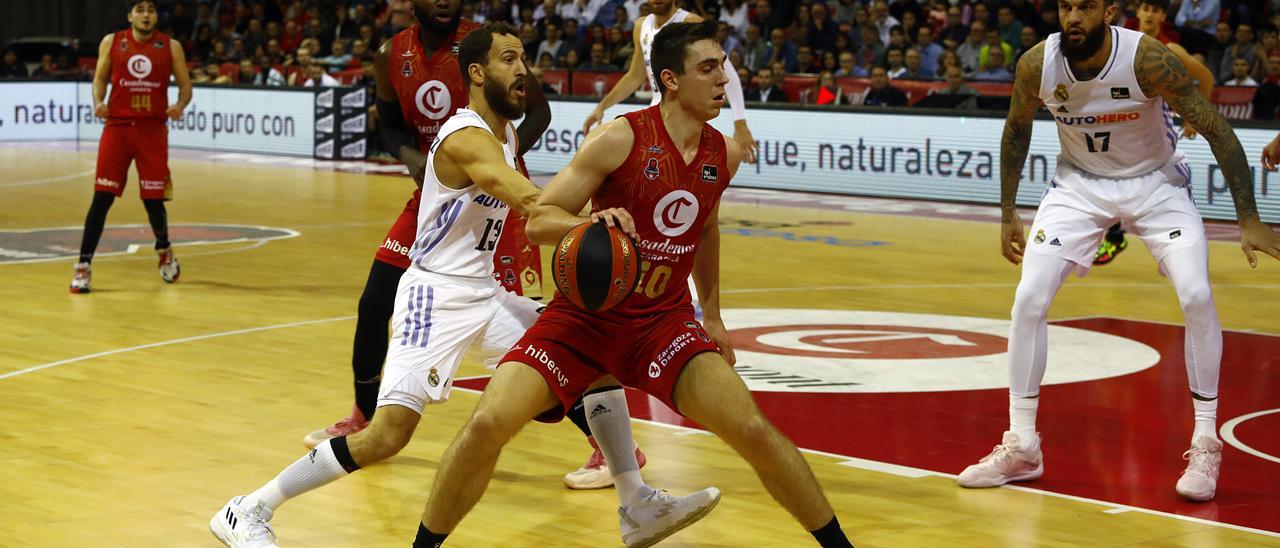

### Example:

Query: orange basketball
xmin=552 ymin=222 xmax=641 ymax=311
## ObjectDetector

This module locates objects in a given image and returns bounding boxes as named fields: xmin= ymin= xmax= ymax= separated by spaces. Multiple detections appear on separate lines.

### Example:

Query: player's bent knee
xmin=1175 ymin=281 xmax=1214 ymax=312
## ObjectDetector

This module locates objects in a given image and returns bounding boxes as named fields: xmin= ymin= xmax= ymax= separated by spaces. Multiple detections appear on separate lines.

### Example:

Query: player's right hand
xmin=590 ymin=207 xmax=637 ymax=240
xmin=582 ymin=108 xmax=604 ymax=136
xmin=1001 ymin=211 xmax=1026 ymax=265
xmin=1262 ymin=134 xmax=1280 ymax=171
xmin=94 ymin=103 xmax=108 ymax=119
xmin=1239 ymin=219 xmax=1280 ymax=268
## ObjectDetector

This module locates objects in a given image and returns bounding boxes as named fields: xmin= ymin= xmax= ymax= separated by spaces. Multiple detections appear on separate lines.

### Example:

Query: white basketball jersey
xmin=1040 ymin=26 xmax=1184 ymax=178
xmin=640 ymin=8 xmax=692 ymax=105
xmin=408 ymin=108 xmax=517 ymax=280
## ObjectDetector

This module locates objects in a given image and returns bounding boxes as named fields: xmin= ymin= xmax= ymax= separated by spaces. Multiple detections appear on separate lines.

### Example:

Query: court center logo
xmin=653 ymin=190 xmax=698 ymax=237
xmin=0 ymin=224 xmax=299 ymax=264
xmin=127 ymin=54 xmax=152 ymax=79
xmin=414 ymin=80 xmax=451 ymax=120
xmin=724 ymin=309 xmax=1159 ymax=393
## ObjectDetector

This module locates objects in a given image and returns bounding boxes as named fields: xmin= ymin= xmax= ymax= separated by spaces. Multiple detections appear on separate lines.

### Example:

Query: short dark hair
xmin=128 ymin=0 xmax=156 ymax=10
xmin=1139 ymin=0 xmax=1170 ymax=12
xmin=458 ymin=22 xmax=519 ymax=84
xmin=650 ymin=20 xmax=720 ymax=94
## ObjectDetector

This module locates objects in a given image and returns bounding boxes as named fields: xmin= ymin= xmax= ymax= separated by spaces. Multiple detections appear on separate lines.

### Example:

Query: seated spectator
xmin=719 ymin=22 xmax=743 ymax=55
xmin=1015 ymin=26 xmax=1039 ymax=66
xmin=236 ymin=58 xmax=257 ymax=84
xmin=321 ymin=40 xmax=352 ymax=73
xmin=580 ymin=42 xmax=617 ymax=70
xmin=854 ymin=25 xmax=884 ymax=71
xmin=0 ymin=49 xmax=27 ymax=78
xmin=746 ymin=66 xmax=789 ymax=102
xmin=766 ymin=28 xmax=799 ymax=73
xmin=254 ymin=56 xmax=286 ymax=86
xmin=564 ymin=49 xmax=581 ymax=71
xmin=1218 ymin=24 xmax=1258 ymax=84
xmin=973 ymin=48 xmax=1013 ymax=81
xmin=996 ymin=6 xmax=1023 ymax=47
xmin=939 ymin=5 xmax=968 ymax=49
xmin=1265 ymin=54 xmax=1280 ymax=85
xmin=740 ymin=24 xmax=768 ymax=72
xmin=979 ymin=27 xmax=1014 ymax=73
xmin=863 ymin=67 xmax=907 ymax=107
xmin=608 ymin=26 xmax=633 ymax=66
xmin=30 ymin=54 xmax=62 ymax=78
xmin=885 ymin=47 xmax=907 ymax=79
xmin=819 ymin=50 xmax=839 ymax=73
xmin=796 ymin=45 xmax=819 ymax=73
xmin=900 ymin=48 xmax=929 ymax=80
xmin=1226 ymin=57 xmax=1259 ymax=86
xmin=915 ymin=26 xmax=943 ymax=78
xmin=815 ymin=71 xmax=843 ymax=105
xmin=938 ymin=50 xmax=962 ymax=78
xmin=836 ymin=51 xmax=868 ymax=77
xmin=302 ymin=62 xmax=341 ymax=87
xmin=957 ymin=21 xmax=986 ymax=75
xmin=352 ymin=60 xmax=377 ymax=87
xmin=349 ymin=39 xmax=371 ymax=66
xmin=934 ymin=65 xmax=980 ymax=109
xmin=539 ymin=19 xmax=568 ymax=65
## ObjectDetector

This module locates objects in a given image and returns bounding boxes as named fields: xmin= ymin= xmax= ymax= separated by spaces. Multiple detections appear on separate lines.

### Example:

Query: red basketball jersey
xmin=387 ymin=21 xmax=480 ymax=154
xmin=582 ymin=105 xmax=730 ymax=318
xmin=107 ymin=29 xmax=172 ymax=122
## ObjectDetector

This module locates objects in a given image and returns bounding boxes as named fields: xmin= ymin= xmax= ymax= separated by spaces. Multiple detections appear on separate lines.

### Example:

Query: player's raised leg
xmin=673 ymin=351 xmax=851 ymax=546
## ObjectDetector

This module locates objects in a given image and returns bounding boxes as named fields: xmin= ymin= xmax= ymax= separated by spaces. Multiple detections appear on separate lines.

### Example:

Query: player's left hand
xmin=165 ymin=105 xmax=183 ymax=121
xmin=733 ymin=122 xmax=758 ymax=164
xmin=702 ymin=317 xmax=736 ymax=366
xmin=1239 ymin=219 xmax=1280 ymax=268
xmin=1262 ymin=134 xmax=1280 ymax=171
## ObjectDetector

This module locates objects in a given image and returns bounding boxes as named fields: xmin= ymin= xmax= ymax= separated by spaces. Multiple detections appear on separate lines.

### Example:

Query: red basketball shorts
xmin=95 ymin=119 xmax=172 ymax=200
xmin=501 ymin=302 xmax=720 ymax=421
xmin=374 ymin=190 xmax=544 ymax=298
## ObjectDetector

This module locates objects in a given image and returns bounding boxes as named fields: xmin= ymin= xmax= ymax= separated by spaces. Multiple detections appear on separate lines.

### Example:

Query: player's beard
xmin=484 ymin=75 xmax=525 ymax=120
xmin=1061 ymin=23 xmax=1106 ymax=63
xmin=416 ymin=5 xmax=460 ymax=36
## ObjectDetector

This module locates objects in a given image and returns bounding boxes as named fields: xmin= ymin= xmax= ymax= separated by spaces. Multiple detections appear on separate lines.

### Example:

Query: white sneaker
xmin=69 ymin=262 xmax=91 ymax=294
xmin=1176 ymin=436 xmax=1223 ymax=502
xmin=157 ymin=246 xmax=180 ymax=283
xmin=957 ymin=431 xmax=1044 ymax=488
xmin=619 ymin=487 xmax=720 ymax=548
xmin=210 ymin=496 xmax=278 ymax=548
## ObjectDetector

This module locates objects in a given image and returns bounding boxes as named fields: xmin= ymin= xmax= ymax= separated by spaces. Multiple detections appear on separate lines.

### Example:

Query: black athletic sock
xmin=566 ymin=395 xmax=592 ymax=438
xmin=413 ymin=522 xmax=448 ymax=548
xmin=810 ymin=516 xmax=853 ymax=547
xmin=78 ymin=191 xmax=117 ymax=263
xmin=352 ymin=260 xmax=405 ymax=419
xmin=142 ymin=199 xmax=170 ymax=250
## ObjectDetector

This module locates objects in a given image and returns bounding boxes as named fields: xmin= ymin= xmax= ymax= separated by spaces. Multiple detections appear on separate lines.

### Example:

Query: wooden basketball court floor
xmin=1 ymin=141 xmax=1278 ymax=547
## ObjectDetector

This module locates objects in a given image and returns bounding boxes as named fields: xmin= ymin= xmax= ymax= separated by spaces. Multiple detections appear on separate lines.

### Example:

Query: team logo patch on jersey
xmin=1056 ymin=105 xmax=1069 ymax=113
xmin=1049 ymin=237 xmax=1061 ymax=246
xmin=428 ymin=368 xmax=440 ymax=387
xmin=451 ymin=41 xmax=460 ymax=54
xmin=401 ymin=60 xmax=413 ymax=77
xmin=1169 ymin=229 xmax=1182 ymax=239
xmin=127 ymin=54 xmax=153 ymax=79
xmin=152 ymin=40 xmax=164 ymax=49
xmin=414 ymin=80 xmax=452 ymax=120
xmin=500 ymin=255 xmax=515 ymax=265
xmin=643 ymin=157 xmax=660 ymax=180
xmin=684 ymin=321 xmax=700 ymax=329
xmin=644 ymin=145 xmax=664 ymax=154
xmin=0 ymin=224 xmax=298 ymax=264
xmin=1111 ymin=87 xmax=1131 ymax=99
xmin=654 ymin=190 xmax=699 ymax=237
xmin=1034 ymin=229 xmax=1046 ymax=244
xmin=700 ymin=164 xmax=718 ymax=183
xmin=1054 ymin=84 xmax=1069 ymax=103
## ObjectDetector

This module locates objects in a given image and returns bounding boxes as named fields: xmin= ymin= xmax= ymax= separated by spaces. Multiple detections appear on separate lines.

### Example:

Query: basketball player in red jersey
xmin=411 ymin=21 xmax=853 ymax=548
xmin=1094 ymin=0 xmax=1215 ymax=266
xmin=70 ymin=0 xmax=191 ymax=294
xmin=304 ymin=0 xmax=649 ymax=491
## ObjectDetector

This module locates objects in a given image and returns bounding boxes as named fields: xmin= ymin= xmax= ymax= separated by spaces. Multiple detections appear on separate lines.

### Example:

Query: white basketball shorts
xmin=1028 ymin=156 xmax=1204 ymax=276
xmin=378 ymin=267 xmax=543 ymax=414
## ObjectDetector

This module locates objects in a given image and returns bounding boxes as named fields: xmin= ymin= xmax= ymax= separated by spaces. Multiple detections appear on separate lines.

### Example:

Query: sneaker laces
xmin=979 ymin=439 xmax=1021 ymax=465
xmin=583 ymin=448 xmax=606 ymax=470
xmin=1181 ymin=447 xmax=1218 ymax=476
xmin=242 ymin=503 xmax=276 ymax=543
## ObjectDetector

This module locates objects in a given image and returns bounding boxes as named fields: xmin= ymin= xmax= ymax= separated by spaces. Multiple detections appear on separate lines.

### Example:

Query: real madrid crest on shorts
xmin=1054 ymin=84 xmax=1069 ymax=103
xmin=427 ymin=367 xmax=440 ymax=388
xmin=1035 ymin=229 xmax=1046 ymax=244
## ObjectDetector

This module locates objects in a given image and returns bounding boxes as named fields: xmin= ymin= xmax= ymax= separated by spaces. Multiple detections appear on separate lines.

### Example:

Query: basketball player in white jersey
xmin=210 ymin=24 xmax=672 ymax=547
xmin=581 ymin=0 xmax=757 ymax=164
xmin=957 ymin=0 xmax=1280 ymax=501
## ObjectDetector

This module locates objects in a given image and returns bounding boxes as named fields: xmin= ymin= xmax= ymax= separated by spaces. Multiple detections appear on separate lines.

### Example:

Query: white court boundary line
xmin=4 ymin=317 xmax=1279 ymax=539
xmin=1220 ymin=409 xmax=1280 ymax=465
xmin=0 ymin=223 xmax=301 ymax=265
xmin=0 ymin=169 xmax=94 ymax=188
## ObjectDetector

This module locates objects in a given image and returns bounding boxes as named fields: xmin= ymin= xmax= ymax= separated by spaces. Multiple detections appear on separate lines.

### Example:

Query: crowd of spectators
xmin=2 ymin=0 xmax=1280 ymax=114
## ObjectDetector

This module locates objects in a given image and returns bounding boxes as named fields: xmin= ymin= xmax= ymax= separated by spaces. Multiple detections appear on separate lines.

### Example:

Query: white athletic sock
xmin=584 ymin=389 xmax=649 ymax=506
xmin=1009 ymin=395 xmax=1039 ymax=450
xmin=1192 ymin=397 xmax=1218 ymax=442
xmin=244 ymin=438 xmax=354 ymax=512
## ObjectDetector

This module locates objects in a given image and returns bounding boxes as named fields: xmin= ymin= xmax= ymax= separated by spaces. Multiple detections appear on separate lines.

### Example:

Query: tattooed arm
xmin=1135 ymin=35 xmax=1280 ymax=266
xmin=999 ymin=41 xmax=1045 ymax=265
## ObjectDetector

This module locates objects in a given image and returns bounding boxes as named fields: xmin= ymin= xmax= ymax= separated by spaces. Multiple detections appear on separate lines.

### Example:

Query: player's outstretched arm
xmin=168 ymin=40 xmax=193 ymax=120
xmin=438 ymin=127 xmax=540 ymax=217
xmin=583 ymin=22 xmax=648 ymax=135
xmin=999 ymin=41 xmax=1044 ymax=265
xmin=1166 ymin=42 xmax=1213 ymax=138
xmin=373 ymin=41 xmax=427 ymax=181
xmin=1136 ymin=35 xmax=1280 ymax=266
xmin=516 ymin=64 xmax=550 ymax=156
xmin=92 ymin=34 xmax=114 ymax=119
xmin=528 ymin=118 xmax=636 ymax=245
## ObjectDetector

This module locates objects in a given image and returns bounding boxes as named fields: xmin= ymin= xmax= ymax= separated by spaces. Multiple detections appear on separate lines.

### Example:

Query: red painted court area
xmin=459 ymin=316 xmax=1280 ymax=533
